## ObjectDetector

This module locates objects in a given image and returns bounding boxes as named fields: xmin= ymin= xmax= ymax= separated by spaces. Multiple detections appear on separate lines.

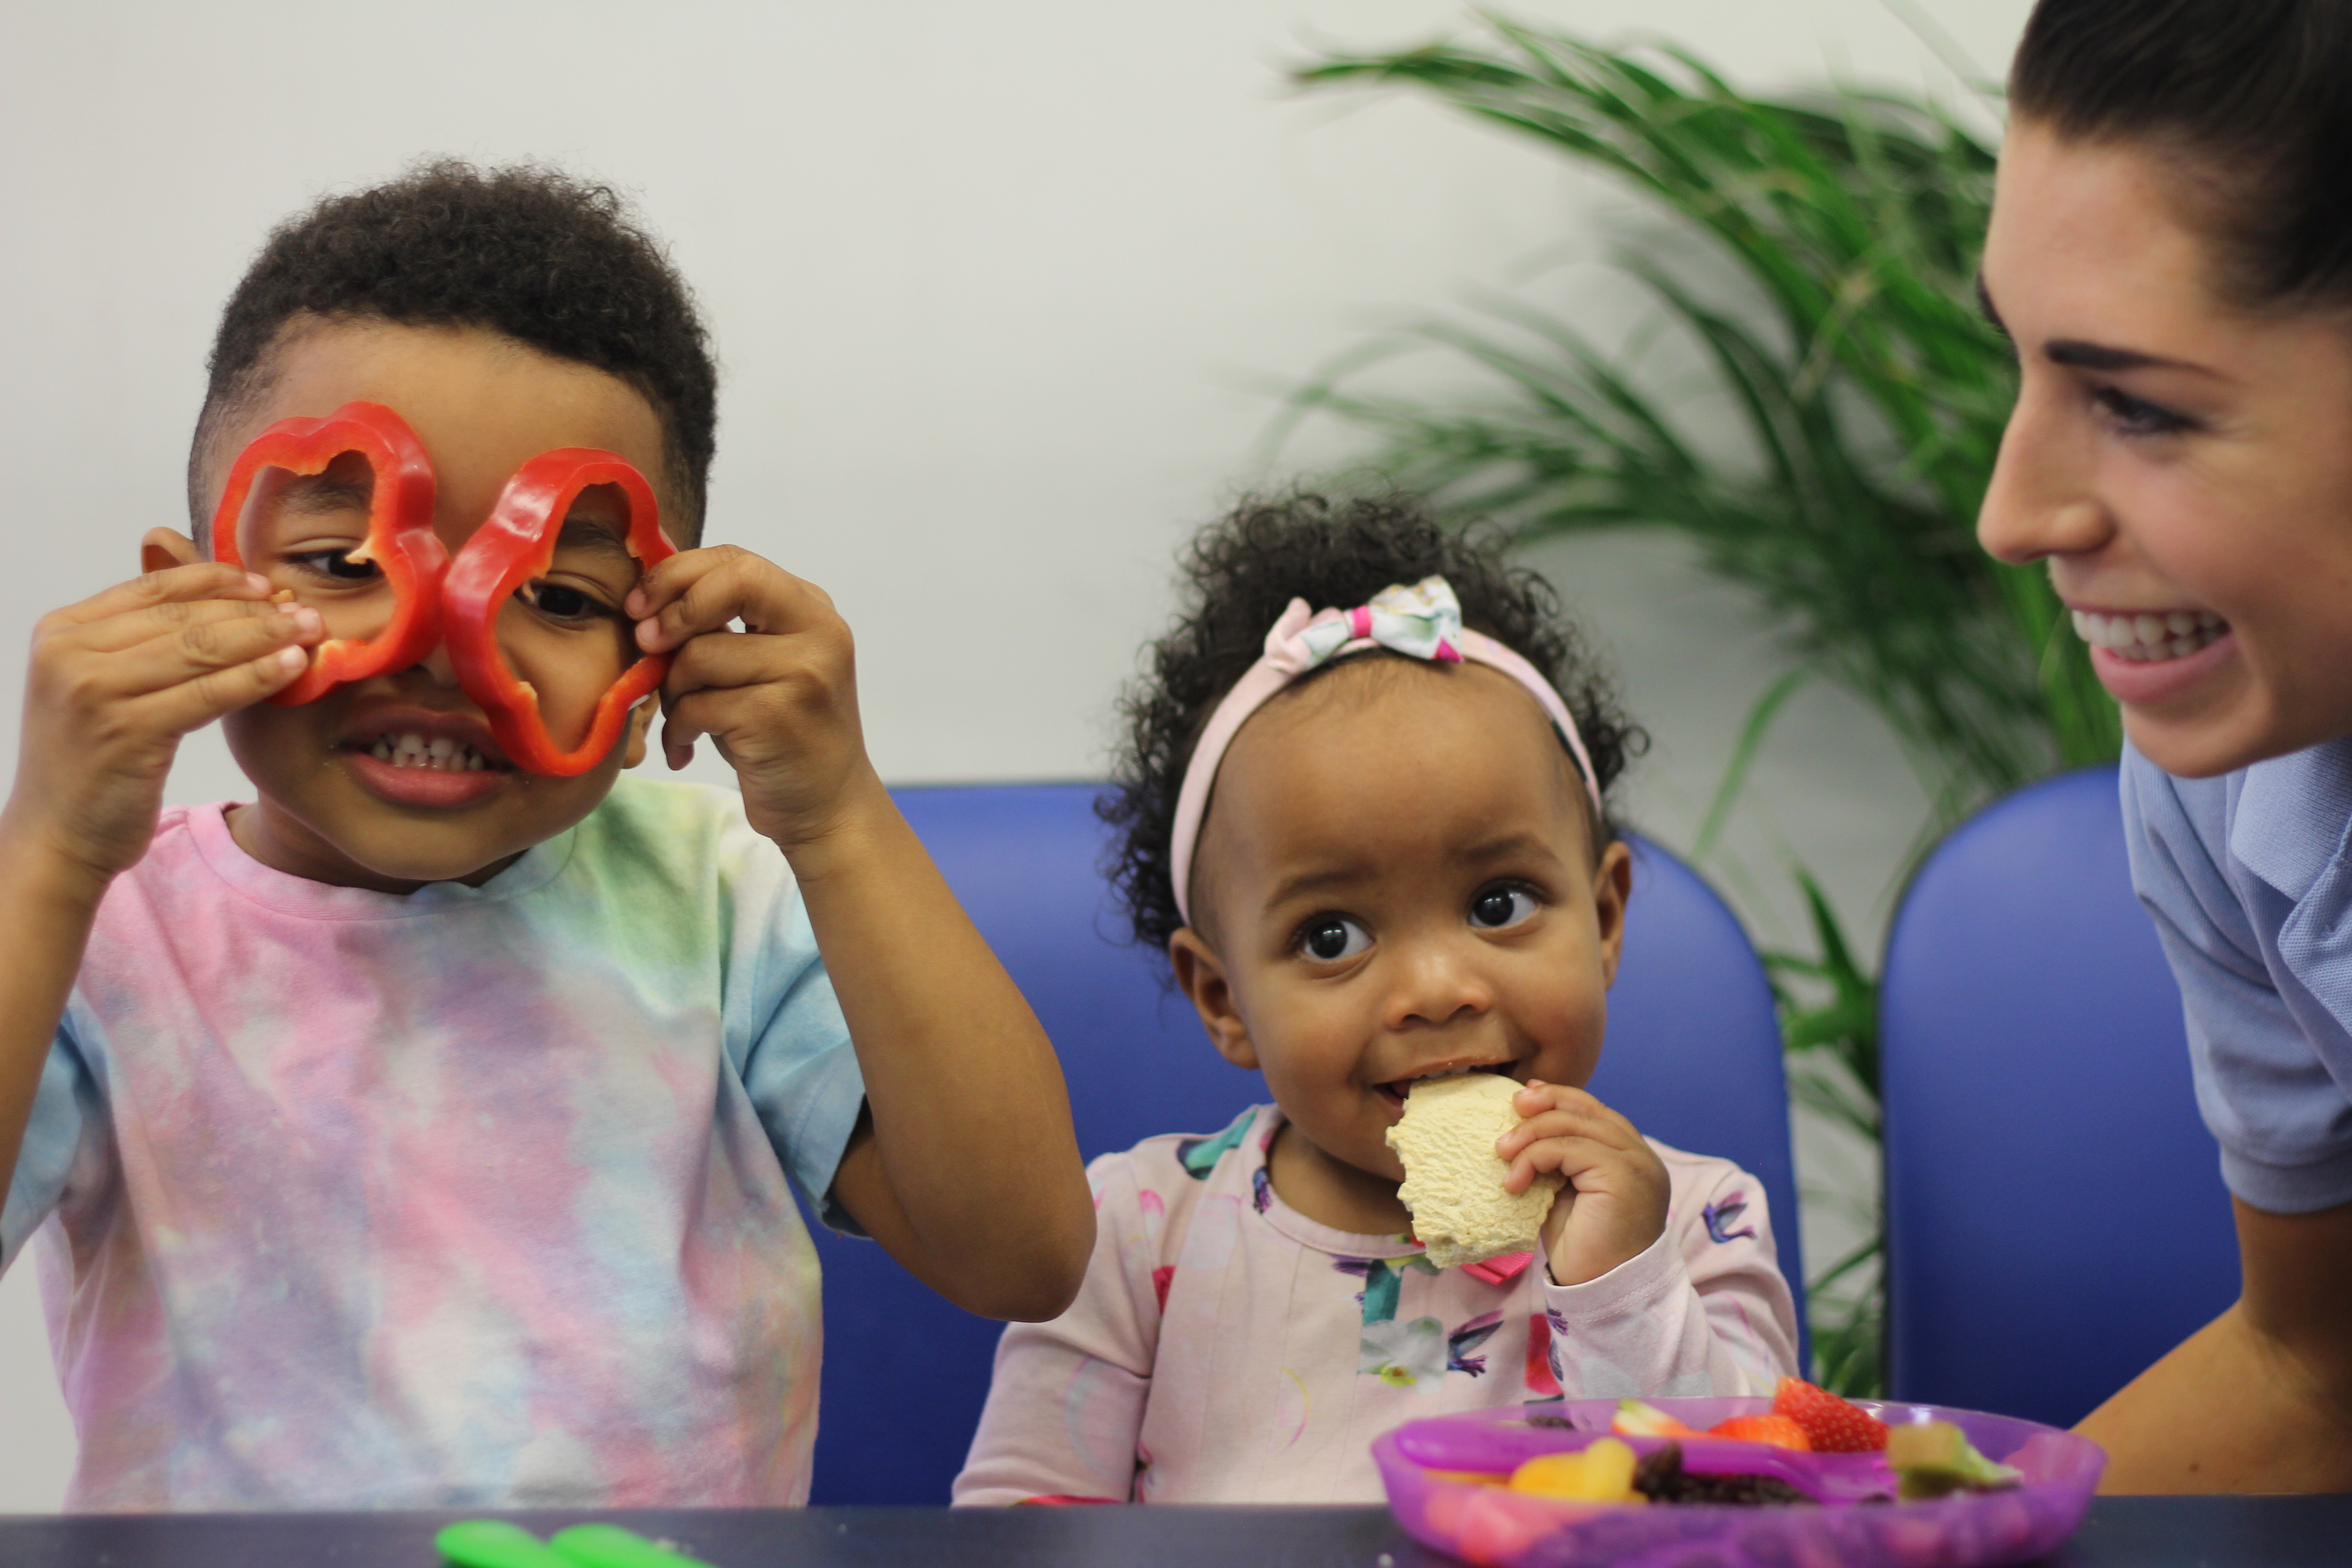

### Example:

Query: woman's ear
xmin=141 ymin=528 xmax=201 ymax=575
xmin=1592 ymin=838 xmax=1634 ymax=988
xmin=1169 ymin=926 xmax=1259 ymax=1071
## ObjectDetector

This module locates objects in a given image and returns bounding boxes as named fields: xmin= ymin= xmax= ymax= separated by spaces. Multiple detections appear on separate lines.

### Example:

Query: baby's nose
xmin=1386 ymin=944 xmax=1494 ymax=1029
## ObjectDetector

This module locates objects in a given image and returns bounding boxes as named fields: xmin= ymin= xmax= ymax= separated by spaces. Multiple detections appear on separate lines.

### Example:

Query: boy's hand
xmin=1498 ymin=1081 xmax=1671 ymax=1288
xmin=9 ymin=559 xmax=321 ymax=886
xmin=627 ymin=546 xmax=880 ymax=864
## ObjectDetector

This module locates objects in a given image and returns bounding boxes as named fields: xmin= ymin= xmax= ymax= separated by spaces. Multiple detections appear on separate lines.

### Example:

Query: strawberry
xmin=1771 ymin=1376 xmax=1890 ymax=1453
xmin=1706 ymin=1413 xmax=1812 ymax=1450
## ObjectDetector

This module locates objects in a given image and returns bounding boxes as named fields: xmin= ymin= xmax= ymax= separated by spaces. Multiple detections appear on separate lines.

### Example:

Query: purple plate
xmin=1374 ymin=1396 xmax=2104 ymax=1568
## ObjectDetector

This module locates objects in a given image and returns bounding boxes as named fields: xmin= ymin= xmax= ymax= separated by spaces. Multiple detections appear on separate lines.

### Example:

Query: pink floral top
xmin=954 ymin=1102 xmax=1798 ymax=1504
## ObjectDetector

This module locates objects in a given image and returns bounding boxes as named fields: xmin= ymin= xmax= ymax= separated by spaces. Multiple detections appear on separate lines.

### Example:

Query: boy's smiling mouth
xmin=338 ymin=707 xmax=515 ymax=809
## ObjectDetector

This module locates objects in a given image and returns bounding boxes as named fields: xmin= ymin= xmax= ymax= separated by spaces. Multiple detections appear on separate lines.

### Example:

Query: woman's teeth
xmin=2072 ymin=608 xmax=2228 ymax=663
xmin=368 ymin=733 xmax=491 ymax=772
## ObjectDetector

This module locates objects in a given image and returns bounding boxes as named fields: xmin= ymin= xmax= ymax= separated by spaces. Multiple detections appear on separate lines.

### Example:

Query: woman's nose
xmin=1978 ymin=384 xmax=2114 ymax=565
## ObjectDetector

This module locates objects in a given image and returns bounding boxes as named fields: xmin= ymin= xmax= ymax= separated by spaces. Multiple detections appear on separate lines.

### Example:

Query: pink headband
xmin=1168 ymin=576 xmax=1604 ymax=925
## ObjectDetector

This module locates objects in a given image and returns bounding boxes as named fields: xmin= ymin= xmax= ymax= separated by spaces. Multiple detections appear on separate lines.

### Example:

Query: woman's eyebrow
xmin=2043 ymin=339 xmax=2223 ymax=378
xmin=1977 ymin=273 xmax=2225 ymax=380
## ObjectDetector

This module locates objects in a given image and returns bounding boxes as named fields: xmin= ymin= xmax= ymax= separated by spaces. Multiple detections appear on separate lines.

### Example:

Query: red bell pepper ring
xmin=209 ymin=401 xmax=446 ymax=706
xmin=443 ymin=449 xmax=677 ymax=777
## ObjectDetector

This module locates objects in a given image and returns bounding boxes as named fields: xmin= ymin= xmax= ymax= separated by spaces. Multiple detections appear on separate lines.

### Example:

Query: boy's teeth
xmin=2070 ymin=608 xmax=2228 ymax=663
xmin=367 ymin=733 xmax=490 ymax=772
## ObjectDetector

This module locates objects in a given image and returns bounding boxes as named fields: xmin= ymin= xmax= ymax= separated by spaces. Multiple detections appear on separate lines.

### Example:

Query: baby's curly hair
xmin=189 ymin=159 xmax=717 ymax=542
xmin=1102 ymin=490 xmax=1645 ymax=955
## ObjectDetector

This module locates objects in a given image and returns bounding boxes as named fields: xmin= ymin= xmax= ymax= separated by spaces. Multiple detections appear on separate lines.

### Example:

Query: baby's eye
xmin=517 ymin=580 xmax=612 ymax=622
xmin=285 ymin=549 xmax=380 ymax=583
xmin=1298 ymin=915 xmax=1370 ymax=963
xmin=1469 ymin=887 xmax=1538 ymax=931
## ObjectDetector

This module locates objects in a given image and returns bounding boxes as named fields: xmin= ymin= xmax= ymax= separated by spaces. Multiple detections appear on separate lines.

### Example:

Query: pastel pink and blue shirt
xmin=0 ymin=776 xmax=864 ymax=1510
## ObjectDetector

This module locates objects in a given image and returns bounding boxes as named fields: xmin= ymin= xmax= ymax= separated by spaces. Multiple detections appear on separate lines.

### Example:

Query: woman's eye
xmin=1470 ymin=887 xmax=1538 ymax=931
xmin=1298 ymin=916 xmax=1370 ymax=963
xmin=518 ymin=580 xmax=609 ymax=621
xmin=287 ymin=549 xmax=379 ymax=582
xmin=2092 ymin=385 xmax=2195 ymax=438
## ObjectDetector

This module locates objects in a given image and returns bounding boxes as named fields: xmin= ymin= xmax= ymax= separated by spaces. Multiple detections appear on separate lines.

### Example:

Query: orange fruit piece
xmin=1706 ymin=1413 xmax=1813 ymax=1450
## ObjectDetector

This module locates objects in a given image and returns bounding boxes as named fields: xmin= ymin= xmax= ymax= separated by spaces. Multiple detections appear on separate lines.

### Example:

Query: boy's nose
xmin=1978 ymin=385 xmax=2115 ymax=565
xmin=413 ymin=642 xmax=463 ymax=689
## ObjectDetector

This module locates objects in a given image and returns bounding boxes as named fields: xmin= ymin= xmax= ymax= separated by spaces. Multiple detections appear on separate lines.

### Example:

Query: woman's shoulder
xmin=2125 ymin=735 xmax=2352 ymax=888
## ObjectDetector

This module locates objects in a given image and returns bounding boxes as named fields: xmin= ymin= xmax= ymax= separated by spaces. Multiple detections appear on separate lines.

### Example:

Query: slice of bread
xmin=1386 ymin=1072 xmax=1559 ymax=1268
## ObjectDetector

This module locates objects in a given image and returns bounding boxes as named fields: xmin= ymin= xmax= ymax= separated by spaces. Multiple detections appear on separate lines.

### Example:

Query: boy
xmin=0 ymin=162 xmax=1093 ymax=1509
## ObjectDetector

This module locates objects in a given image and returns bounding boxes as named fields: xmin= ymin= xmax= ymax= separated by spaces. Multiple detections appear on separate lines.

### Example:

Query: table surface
xmin=2 ymin=1498 xmax=2350 ymax=1568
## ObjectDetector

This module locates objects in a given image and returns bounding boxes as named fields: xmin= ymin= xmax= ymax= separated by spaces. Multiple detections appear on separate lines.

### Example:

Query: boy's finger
xmin=51 ymin=563 xmax=274 ymax=628
xmin=126 ymin=644 xmax=312 ymax=735
xmin=657 ymin=689 xmax=717 ymax=770
xmin=72 ymin=598 xmax=321 ymax=657
xmin=91 ymin=612 xmax=319 ymax=702
xmin=631 ymin=547 xmax=830 ymax=653
xmin=658 ymin=629 xmax=799 ymax=700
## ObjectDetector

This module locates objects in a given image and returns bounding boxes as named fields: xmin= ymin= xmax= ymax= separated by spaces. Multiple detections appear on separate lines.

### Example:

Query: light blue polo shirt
xmin=2122 ymin=737 xmax=2352 ymax=1213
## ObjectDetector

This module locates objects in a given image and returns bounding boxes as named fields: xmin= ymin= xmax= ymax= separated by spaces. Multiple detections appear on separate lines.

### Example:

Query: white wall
xmin=0 ymin=0 xmax=2032 ymax=1510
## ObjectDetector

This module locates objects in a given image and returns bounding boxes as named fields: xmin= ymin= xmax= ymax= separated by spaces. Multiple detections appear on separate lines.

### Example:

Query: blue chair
xmin=808 ymin=783 xmax=1803 ymax=1503
xmin=1881 ymin=764 xmax=2240 ymax=1428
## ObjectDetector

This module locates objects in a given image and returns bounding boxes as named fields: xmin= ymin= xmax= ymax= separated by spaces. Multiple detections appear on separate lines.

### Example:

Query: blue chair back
xmin=809 ymin=783 xmax=1803 ymax=1503
xmin=1881 ymin=764 xmax=2239 ymax=1427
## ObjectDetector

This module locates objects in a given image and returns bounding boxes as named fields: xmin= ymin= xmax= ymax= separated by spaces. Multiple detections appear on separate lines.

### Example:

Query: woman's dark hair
xmin=1102 ymin=490 xmax=1644 ymax=954
xmin=190 ymin=160 xmax=718 ymax=540
xmin=2011 ymin=0 xmax=2352 ymax=310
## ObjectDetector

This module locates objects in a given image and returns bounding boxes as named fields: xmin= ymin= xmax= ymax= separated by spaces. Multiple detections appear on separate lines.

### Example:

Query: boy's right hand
xmin=8 ymin=553 xmax=321 ymax=887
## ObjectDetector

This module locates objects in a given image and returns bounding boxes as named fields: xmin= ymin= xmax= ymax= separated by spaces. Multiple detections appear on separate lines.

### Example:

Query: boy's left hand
xmin=1497 ymin=1081 xmax=1671 ymax=1288
xmin=627 ymin=546 xmax=882 ymax=863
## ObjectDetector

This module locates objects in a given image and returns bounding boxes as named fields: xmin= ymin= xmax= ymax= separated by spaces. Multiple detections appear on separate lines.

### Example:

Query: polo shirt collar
xmin=2232 ymin=736 xmax=2352 ymax=903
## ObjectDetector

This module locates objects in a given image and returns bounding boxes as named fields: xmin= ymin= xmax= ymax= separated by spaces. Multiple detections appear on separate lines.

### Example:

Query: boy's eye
xmin=1470 ymin=887 xmax=1538 ymax=931
xmin=517 ymin=580 xmax=611 ymax=621
xmin=286 ymin=549 xmax=380 ymax=582
xmin=1298 ymin=916 xmax=1371 ymax=963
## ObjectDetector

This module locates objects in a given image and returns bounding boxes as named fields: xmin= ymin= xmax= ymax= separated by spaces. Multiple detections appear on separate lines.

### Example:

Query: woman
xmin=1980 ymin=0 xmax=2352 ymax=1494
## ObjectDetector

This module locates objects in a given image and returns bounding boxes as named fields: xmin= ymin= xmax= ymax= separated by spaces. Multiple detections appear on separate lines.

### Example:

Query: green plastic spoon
xmin=549 ymin=1523 xmax=716 ymax=1568
xmin=434 ymin=1520 xmax=569 ymax=1568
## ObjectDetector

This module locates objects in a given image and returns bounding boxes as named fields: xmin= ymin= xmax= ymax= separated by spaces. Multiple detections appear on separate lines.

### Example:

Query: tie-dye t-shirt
xmin=0 ymin=776 xmax=865 ymax=1511
xmin=954 ymin=1103 xmax=1797 ymax=1504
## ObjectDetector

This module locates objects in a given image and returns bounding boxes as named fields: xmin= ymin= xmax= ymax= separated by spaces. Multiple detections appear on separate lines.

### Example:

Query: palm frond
xmin=1289 ymin=24 xmax=2122 ymax=808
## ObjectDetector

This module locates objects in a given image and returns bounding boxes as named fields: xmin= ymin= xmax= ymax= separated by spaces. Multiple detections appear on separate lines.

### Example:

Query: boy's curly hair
xmin=189 ymin=159 xmax=717 ymax=542
xmin=1102 ymin=491 xmax=1645 ymax=955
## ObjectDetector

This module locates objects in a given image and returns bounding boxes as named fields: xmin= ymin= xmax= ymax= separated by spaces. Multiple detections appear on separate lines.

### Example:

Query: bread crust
xmin=1385 ymin=1072 xmax=1560 ymax=1268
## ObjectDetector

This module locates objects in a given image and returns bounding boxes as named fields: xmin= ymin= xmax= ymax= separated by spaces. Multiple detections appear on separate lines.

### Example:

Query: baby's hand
xmin=626 ymin=546 xmax=883 ymax=865
xmin=1497 ymin=1081 xmax=1671 ymax=1288
xmin=8 ymin=559 xmax=321 ymax=886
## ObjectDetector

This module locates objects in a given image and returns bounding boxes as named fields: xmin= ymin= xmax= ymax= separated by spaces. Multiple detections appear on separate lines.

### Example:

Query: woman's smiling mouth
xmin=2072 ymin=607 xmax=2230 ymax=662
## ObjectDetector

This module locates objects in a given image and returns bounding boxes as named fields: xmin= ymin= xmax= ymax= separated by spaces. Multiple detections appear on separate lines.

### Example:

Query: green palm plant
xmin=1281 ymin=18 xmax=2124 ymax=1395
xmin=1285 ymin=18 xmax=2118 ymax=809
